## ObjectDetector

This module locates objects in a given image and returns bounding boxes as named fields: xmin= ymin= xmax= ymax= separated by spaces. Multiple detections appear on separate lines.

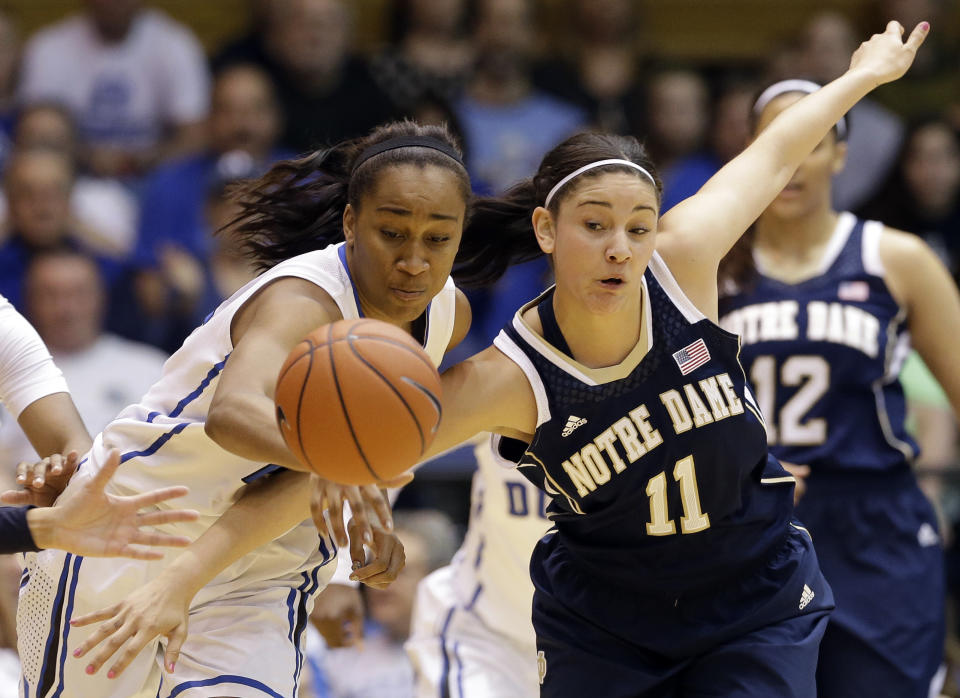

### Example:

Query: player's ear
xmin=532 ymin=207 xmax=556 ymax=255
xmin=342 ymin=204 xmax=356 ymax=247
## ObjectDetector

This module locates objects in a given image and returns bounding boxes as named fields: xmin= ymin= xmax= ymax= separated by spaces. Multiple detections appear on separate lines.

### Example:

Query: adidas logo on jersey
xmin=562 ymin=415 xmax=588 ymax=437
xmin=799 ymin=584 xmax=815 ymax=610
xmin=918 ymin=522 xmax=940 ymax=547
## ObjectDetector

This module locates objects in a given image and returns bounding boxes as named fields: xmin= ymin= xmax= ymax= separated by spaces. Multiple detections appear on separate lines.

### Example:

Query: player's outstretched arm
xmin=23 ymin=449 xmax=199 ymax=558
xmin=658 ymin=21 xmax=929 ymax=312
xmin=70 ymin=469 xmax=402 ymax=678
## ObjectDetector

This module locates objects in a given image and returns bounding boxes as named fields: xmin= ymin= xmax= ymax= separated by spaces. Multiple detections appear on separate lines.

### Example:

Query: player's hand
xmin=25 ymin=449 xmax=200 ymax=558
xmin=348 ymin=518 xmax=405 ymax=590
xmin=848 ymin=20 xmax=929 ymax=87
xmin=310 ymin=583 xmax=365 ymax=648
xmin=70 ymin=575 xmax=190 ymax=678
xmin=780 ymin=461 xmax=811 ymax=505
xmin=2 ymin=450 xmax=81 ymax=507
xmin=309 ymin=473 xmax=412 ymax=547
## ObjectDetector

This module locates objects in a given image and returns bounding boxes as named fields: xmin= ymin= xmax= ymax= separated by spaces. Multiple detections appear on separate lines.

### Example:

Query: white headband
xmin=753 ymin=79 xmax=848 ymax=140
xmin=544 ymin=159 xmax=657 ymax=208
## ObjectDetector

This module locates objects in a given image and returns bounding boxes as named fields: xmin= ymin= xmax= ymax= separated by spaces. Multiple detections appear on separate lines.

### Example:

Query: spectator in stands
xmin=644 ymin=68 xmax=710 ymax=202
xmin=4 ymin=103 xmax=138 ymax=258
xmin=18 ymin=0 xmax=210 ymax=178
xmin=0 ymin=249 xmax=167 ymax=478
xmin=799 ymin=10 xmax=905 ymax=211
xmin=0 ymin=149 xmax=119 ymax=309
xmin=263 ymin=0 xmax=401 ymax=152
xmin=534 ymin=0 xmax=646 ymax=136
xmin=456 ymin=0 xmax=585 ymax=195
xmin=305 ymin=510 xmax=460 ymax=698
xmin=374 ymin=0 xmax=474 ymax=114
xmin=210 ymin=0 xmax=275 ymax=73
xmin=0 ymin=10 xmax=20 ymax=174
xmin=660 ymin=77 xmax=758 ymax=211
xmin=859 ymin=118 xmax=960 ymax=279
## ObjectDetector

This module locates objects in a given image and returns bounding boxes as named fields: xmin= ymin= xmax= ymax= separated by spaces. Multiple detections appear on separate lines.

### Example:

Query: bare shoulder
xmin=447 ymin=287 xmax=473 ymax=351
xmin=231 ymin=275 xmax=343 ymax=346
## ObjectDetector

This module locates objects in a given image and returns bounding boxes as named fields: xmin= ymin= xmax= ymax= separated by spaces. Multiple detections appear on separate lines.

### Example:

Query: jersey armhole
xmin=648 ymin=252 xmax=707 ymax=323
xmin=492 ymin=331 xmax=552 ymax=428
xmin=861 ymin=220 xmax=886 ymax=277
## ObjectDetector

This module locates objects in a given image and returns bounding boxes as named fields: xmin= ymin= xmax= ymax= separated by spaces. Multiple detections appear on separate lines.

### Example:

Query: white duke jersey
xmin=89 ymin=242 xmax=457 ymax=575
xmin=443 ymin=435 xmax=552 ymax=647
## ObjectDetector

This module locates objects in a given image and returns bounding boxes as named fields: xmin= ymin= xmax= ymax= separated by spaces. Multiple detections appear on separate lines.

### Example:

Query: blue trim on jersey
xmin=19 ymin=573 xmax=28 ymax=589
xmin=454 ymin=640 xmax=465 ymax=698
xmin=168 ymin=354 xmax=230 ymax=419
xmin=466 ymin=583 xmax=483 ymax=611
xmin=166 ymin=675 xmax=285 ymax=698
xmin=292 ymin=566 xmax=322 ymax=694
xmin=119 ymin=422 xmax=191 ymax=464
xmin=337 ymin=245 xmax=364 ymax=318
xmin=22 ymin=674 xmax=27 ymax=698
xmin=146 ymin=411 xmax=161 ymax=423
xmin=37 ymin=553 xmax=72 ymax=698
xmin=437 ymin=606 xmax=456 ymax=698
xmin=242 ymin=464 xmax=285 ymax=483
xmin=473 ymin=538 xmax=484 ymax=569
xmin=51 ymin=555 xmax=83 ymax=698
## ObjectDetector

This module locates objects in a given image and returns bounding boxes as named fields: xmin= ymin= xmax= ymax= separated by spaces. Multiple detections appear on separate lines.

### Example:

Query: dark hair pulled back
xmin=455 ymin=131 xmax=663 ymax=286
xmin=232 ymin=120 xmax=470 ymax=270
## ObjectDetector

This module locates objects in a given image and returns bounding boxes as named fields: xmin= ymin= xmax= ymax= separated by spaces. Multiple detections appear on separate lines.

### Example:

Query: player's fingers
xmin=905 ymin=21 xmax=930 ymax=52
xmin=127 ymin=486 xmax=191 ymax=509
xmin=0 ymin=489 xmax=31 ymax=505
xmin=347 ymin=520 xmax=366 ymax=571
xmin=362 ymin=485 xmax=393 ymax=530
xmin=356 ymin=540 xmax=405 ymax=585
xmin=345 ymin=488 xmax=372 ymax=546
xmin=136 ymin=508 xmax=200 ymax=527
xmin=70 ymin=604 xmax=121 ymax=629
xmin=31 ymin=458 xmax=50 ymax=488
xmin=129 ymin=529 xmax=193 ymax=548
xmin=90 ymin=449 xmax=122 ymax=491
xmin=310 ymin=489 xmax=331 ymax=540
xmin=82 ymin=620 xmax=135 ymax=673
xmin=106 ymin=629 xmax=153 ymax=678
xmin=48 ymin=452 xmax=63 ymax=477
xmin=884 ymin=20 xmax=904 ymax=37
xmin=16 ymin=461 xmax=29 ymax=484
xmin=164 ymin=623 xmax=187 ymax=673
xmin=114 ymin=544 xmax=165 ymax=561
xmin=377 ymin=472 xmax=413 ymax=490
xmin=326 ymin=488 xmax=348 ymax=548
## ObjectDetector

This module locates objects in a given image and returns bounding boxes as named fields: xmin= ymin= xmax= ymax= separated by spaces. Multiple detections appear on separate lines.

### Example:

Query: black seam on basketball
xmin=346 ymin=334 xmax=426 ymax=454
xmin=329 ymin=325 xmax=381 ymax=481
xmin=277 ymin=337 xmax=314 ymax=386
xmin=294 ymin=339 xmax=316 ymax=472
xmin=345 ymin=335 xmax=436 ymax=372
xmin=399 ymin=376 xmax=443 ymax=435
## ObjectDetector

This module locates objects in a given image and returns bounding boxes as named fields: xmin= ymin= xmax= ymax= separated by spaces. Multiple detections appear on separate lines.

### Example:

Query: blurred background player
xmin=719 ymin=77 xmax=959 ymax=697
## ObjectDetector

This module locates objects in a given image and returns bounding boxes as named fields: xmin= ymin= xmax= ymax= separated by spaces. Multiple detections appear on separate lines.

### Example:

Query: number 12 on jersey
xmin=645 ymin=455 xmax=711 ymax=536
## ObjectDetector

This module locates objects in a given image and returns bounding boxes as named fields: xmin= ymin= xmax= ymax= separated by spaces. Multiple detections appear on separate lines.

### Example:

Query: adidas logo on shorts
xmin=917 ymin=522 xmax=940 ymax=547
xmin=562 ymin=415 xmax=588 ymax=437
xmin=537 ymin=650 xmax=547 ymax=685
xmin=799 ymin=584 xmax=815 ymax=610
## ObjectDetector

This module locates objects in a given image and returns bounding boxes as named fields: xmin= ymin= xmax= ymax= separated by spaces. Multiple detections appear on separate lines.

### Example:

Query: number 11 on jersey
xmin=645 ymin=455 xmax=711 ymax=536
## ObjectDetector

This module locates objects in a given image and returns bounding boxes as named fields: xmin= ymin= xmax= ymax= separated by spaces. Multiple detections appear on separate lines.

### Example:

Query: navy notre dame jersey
xmin=719 ymin=212 xmax=918 ymax=473
xmin=494 ymin=252 xmax=795 ymax=594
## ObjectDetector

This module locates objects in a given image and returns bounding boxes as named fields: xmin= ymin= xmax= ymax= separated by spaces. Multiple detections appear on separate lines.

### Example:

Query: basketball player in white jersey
xmin=16 ymin=121 xmax=486 ymax=698
xmin=406 ymin=435 xmax=549 ymax=697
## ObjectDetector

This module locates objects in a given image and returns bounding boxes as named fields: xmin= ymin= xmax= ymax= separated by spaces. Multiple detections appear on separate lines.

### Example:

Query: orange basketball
xmin=274 ymin=318 xmax=442 ymax=485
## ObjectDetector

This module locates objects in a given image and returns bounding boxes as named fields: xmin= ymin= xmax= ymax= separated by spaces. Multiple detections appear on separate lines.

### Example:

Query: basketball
xmin=274 ymin=318 xmax=443 ymax=485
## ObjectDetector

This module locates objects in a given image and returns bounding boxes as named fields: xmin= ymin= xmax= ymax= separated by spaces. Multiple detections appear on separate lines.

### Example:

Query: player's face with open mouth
xmin=343 ymin=163 xmax=466 ymax=324
xmin=544 ymin=172 xmax=659 ymax=315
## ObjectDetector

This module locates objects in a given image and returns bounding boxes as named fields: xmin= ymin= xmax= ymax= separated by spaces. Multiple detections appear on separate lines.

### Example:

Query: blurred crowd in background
xmin=0 ymin=0 xmax=958 ymax=696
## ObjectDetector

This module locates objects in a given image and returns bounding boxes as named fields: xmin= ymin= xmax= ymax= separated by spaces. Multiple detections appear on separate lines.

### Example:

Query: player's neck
xmin=754 ymin=205 xmax=839 ymax=262
xmin=552 ymin=286 xmax=643 ymax=369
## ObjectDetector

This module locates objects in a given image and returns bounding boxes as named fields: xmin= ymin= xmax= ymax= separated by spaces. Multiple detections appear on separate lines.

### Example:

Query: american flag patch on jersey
xmin=673 ymin=338 xmax=711 ymax=375
xmin=838 ymin=280 xmax=869 ymax=302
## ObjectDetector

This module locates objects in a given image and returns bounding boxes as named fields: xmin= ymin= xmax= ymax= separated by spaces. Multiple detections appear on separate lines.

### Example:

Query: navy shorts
xmin=531 ymin=525 xmax=833 ymax=697
xmin=795 ymin=469 xmax=945 ymax=698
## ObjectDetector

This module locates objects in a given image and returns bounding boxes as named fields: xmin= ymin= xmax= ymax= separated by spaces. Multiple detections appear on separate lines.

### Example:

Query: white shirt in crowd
xmin=0 ymin=334 xmax=166 ymax=490
xmin=18 ymin=8 xmax=210 ymax=150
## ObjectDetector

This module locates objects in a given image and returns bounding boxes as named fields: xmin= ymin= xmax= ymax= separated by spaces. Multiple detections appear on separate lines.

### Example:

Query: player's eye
xmin=381 ymin=229 xmax=403 ymax=240
xmin=586 ymin=221 xmax=604 ymax=231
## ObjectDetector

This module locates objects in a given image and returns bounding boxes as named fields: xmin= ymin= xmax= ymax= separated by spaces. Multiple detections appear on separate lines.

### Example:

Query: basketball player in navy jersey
xmin=718 ymin=79 xmax=959 ymax=698
xmin=405 ymin=21 xmax=928 ymax=697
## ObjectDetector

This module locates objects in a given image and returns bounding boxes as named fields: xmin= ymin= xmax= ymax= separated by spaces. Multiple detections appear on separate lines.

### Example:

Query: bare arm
xmin=204 ymin=277 xmax=341 ymax=470
xmin=882 ymin=229 xmax=960 ymax=418
xmin=17 ymin=392 xmax=92 ymax=459
xmin=657 ymin=21 xmax=929 ymax=317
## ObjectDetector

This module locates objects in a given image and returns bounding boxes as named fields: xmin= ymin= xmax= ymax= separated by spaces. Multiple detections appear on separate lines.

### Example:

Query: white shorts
xmin=406 ymin=567 xmax=539 ymax=698
xmin=18 ymin=534 xmax=336 ymax=698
